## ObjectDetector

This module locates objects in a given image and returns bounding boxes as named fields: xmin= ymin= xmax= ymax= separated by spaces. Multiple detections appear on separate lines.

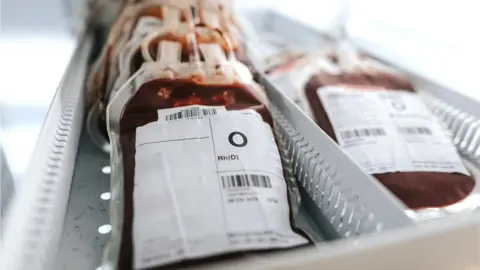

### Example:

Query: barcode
xmin=221 ymin=174 xmax=272 ymax=189
xmin=399 ymin=126 xmax=432 ymax=135
xmin=340 ymin=128 xmax=387 ymax=140
xmin=165 ymin=107 xmax=218 ymax=121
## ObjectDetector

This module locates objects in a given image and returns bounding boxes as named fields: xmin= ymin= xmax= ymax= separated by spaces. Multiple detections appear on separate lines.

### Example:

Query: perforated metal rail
xmin=0 ymin=34 xmax=93 ymax=270
xmin=424 ymin=94 xmax=480 ymax=165
xmin=271 ymin=106 xmax=382 ymax=238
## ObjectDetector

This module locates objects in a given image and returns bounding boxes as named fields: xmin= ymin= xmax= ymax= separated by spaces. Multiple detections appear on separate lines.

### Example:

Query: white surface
xmin=0 ymin=35 xmax=76 ymax=182
xmin=270 ymin=0 xmax=479 ymax=102
xmin=157 ymin=105 xmax=226 ymax=123
xmin=134 ymin=109 xmax=307 ymax=268
xmin=195 ymin=213 xmax=480 ymax=270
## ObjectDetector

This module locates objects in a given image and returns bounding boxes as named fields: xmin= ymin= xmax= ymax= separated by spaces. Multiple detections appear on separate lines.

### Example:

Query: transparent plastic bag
xmin=261 ymin=34 xmax=477 ymax=218
xmin=103 ymin=3 xmax=313 ymax=269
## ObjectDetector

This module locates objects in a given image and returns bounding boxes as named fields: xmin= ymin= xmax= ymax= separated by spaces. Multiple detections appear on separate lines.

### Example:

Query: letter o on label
xmin=228 ymin=132 xmax=248 ymax=147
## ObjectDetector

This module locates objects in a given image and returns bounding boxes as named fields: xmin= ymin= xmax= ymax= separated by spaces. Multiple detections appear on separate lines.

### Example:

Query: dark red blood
xmin=118 ymin=79 xmax=305 ymax=269
xmin=304 ymin=71 xmax=475 ymax=209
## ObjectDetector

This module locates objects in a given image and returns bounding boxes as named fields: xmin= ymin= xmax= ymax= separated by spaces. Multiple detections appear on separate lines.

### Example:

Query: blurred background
xmin=1 ymin=0 xmax=76 ymax=182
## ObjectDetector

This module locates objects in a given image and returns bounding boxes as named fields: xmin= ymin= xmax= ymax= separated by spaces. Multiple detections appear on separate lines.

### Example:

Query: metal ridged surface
xmin=0 ymin=34 xmax=93 ymax=270
xmin=272 ymin=105 xmax=380 ymax=238
xmin=425 ymin=94 xmax=480 ymax=165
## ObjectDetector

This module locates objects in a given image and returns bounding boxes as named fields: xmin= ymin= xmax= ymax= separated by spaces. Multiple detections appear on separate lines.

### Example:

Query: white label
xmin=133 ymin=110 xmax=308 ymax=269
xmin=133 ymin=16 xmax=164 ymax=37
xmin=318 ymin=86 xmax=469 ymax=175
xmin=157 ymin=105 xmax=227 ymax=123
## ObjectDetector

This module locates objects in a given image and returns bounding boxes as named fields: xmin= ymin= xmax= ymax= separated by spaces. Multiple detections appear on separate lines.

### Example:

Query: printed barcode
xmin=165 ymin=107 xmax=218 ymax=121
xmin=340 ymin=128 xmax=387 ymax=140
xmin=221 ymin=174 xmax=272 ymax=189
xmin=399 ymin=126 xmax=432 ymax=135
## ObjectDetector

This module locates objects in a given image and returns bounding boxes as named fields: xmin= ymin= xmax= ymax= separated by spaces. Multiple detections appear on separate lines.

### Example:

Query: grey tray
xmin=1 ymin=8 xmax=415 ymax=270
xmin=55 ymin=130 xmax=111 ymax=270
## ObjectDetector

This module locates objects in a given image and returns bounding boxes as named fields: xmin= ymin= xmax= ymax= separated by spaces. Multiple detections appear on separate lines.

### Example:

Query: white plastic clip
xmin=199 ymin=43 xmax=227 ymax=67
xmin=157 ymin=41 xmax=182 ymax=67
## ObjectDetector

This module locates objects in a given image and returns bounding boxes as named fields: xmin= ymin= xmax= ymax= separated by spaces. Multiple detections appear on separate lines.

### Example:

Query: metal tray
xmin=1 ymin=6 xmax=480 ymax=270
